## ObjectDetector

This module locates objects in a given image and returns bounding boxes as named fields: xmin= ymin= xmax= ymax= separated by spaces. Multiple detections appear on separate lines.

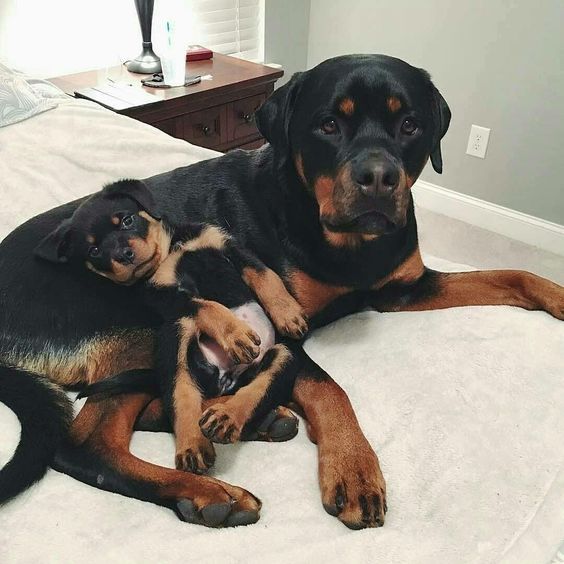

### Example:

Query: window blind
xmin=188 ymin=0 xmax=264 ymax=62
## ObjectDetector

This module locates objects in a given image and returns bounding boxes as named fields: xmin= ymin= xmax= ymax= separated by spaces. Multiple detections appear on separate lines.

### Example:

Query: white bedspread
xmin=0 ymin=99 xmax=562 ymax=564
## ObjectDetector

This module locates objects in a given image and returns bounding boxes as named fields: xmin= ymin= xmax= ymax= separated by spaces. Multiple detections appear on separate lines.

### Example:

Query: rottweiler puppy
xmin=36 ymin=179 xmax=307 ymax=474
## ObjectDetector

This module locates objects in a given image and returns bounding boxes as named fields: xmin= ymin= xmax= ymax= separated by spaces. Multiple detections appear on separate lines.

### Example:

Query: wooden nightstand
xmin=49 ymin=54 xmax=283 ymax=152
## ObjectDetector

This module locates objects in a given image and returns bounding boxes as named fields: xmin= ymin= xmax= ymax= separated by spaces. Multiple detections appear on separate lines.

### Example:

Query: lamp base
xmin=126 ymin=42 xmax=161 ymax=74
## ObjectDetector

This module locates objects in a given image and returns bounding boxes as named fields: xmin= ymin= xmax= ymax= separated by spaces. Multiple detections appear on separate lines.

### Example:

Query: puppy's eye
xmin=400 ymin=118 xmax=419 ymax=136
xmin=121 ymin=215 xmax=135 ymax=229
xmin=88 ymin=246 xmax=100 ymax=258
xmin=320 ymin=118 xmax=339 ymax=135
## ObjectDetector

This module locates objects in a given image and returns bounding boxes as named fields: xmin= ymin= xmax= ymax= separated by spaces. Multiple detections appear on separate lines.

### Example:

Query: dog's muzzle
xmin=319 ymin=153 xmax=410 ymax=235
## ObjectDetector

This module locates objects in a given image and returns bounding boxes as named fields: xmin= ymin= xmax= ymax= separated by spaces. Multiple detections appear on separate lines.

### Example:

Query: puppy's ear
xmin=34 ymin=219 xmax=73 ymax=264
xmin=255 ymin=72 xmax=305 ymax=151
xmin=429 ymin=84 xmax=451 ymax=174
xmin=102 ymin=179 xmax=161 ymax=219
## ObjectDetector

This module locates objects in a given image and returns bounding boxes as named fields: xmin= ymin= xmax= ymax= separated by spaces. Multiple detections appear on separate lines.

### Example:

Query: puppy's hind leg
xmin=158 ymin=318 xmax=215 ymax=475
xmin=199 ymin=343 xmax=298 ymax=444
xmin=135 ymin=396 xmax=300 ymax=442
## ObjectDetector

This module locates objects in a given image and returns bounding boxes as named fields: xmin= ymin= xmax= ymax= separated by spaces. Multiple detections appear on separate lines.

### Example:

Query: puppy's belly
xmin=199 ymin=301 xmax=275 ymax=392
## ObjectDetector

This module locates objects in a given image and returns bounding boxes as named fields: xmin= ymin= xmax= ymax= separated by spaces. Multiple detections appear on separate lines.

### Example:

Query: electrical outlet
xmin=466 ymin=125 xmax=491 ymax=159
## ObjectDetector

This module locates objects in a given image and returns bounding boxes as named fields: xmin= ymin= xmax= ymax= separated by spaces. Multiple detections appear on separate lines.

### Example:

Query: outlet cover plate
xmin=466 ymin=125 xmax=491 ymax=159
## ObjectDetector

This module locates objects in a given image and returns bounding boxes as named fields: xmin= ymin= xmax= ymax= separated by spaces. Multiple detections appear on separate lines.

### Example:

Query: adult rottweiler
xmin=0 ymin=54 xmax=562 ymax=529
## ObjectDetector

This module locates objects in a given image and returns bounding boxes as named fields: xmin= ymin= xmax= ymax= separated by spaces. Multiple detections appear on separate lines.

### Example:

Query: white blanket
xmin=0 ymin=99 xmax=562 ymax=564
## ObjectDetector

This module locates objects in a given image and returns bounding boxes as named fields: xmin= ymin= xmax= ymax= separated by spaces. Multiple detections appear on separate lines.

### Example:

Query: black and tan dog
xmin=1 ymin=54 xmax=562 ymax=529
xmin=41 ymin=178 xmax=306 ymax=477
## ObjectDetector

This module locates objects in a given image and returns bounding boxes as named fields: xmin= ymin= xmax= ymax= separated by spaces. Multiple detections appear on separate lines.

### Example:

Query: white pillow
xmin=0 ymin=62 xmax=65 ymax=128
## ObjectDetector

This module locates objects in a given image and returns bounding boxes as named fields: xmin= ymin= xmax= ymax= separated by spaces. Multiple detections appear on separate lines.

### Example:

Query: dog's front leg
xmin=370 ymin=268 xmax=564 ymax=318
xmin=292 ymin=350 xmax=387 ymax=529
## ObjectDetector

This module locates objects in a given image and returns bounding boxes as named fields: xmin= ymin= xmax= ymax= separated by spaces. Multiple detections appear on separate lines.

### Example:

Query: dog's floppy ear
xmin=34 ymin=219 xmax=73 ymax=264
xmin=255 ymin=72 xmax=305 ymax=151
xmin=429 ymin=84 xmax=451 ymax=174
xmin=102 ymin=179 xmax=161 ymax=219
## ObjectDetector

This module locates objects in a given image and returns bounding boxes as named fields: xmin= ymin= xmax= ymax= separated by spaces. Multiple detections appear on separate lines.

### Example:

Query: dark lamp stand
xmin=126 ymin=0 xmax=161 ymax=74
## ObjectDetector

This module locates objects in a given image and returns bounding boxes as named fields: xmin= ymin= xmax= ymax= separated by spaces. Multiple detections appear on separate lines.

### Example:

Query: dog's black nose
xmin=352 ymin=157 xmax=400 ymax=196
xmin=115 ymin=247 xmax=135 ymax=264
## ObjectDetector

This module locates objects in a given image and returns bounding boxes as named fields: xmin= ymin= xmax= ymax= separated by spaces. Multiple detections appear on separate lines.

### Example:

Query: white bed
xmin=0 ymin=90 xmax=563 ymax=564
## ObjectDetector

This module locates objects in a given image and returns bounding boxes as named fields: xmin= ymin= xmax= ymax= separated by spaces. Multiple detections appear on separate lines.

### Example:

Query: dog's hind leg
xmin=199 ymin=344 xmax=298 ymax=444
xmin=135 ymin=398 xmax=171 ymax=431
xmin=135 ymin=396 xmax=299 ymax=442
xmin=53 ymin=392 xmax=261 ymax=527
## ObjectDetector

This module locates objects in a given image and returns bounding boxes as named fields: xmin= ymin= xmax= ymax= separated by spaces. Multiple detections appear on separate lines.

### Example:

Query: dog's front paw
xmin=199 ymin=404 xmax=245 ymax=444
xmin=175 ymin=435 xmax=216 ymax=474
xmin=319 ymin=439 xmax=387 ymax=529
xmin=521 ymin=272 xmax=564 ymax=320
xmin=540 ymin=280 xmax=564 ymax=320
xmin=220 ymin=321 xmax=262 ymax=364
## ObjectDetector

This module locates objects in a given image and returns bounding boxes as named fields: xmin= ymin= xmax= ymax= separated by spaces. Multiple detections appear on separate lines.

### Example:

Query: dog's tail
xmin=77 ymin=368 xmax=158 ymax=400
xmin=0 ymin=365 xmax=73 ymax=505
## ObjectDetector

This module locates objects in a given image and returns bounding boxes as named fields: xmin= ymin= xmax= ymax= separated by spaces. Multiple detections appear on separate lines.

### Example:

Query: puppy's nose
xmin=115 ymin=247 xmax=135 ymax=264
xmin=352 ymin=158 xmax=400 ymax=196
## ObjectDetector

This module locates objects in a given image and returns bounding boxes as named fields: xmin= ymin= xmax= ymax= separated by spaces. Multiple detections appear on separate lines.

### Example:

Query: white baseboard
xmin=412 ymin=180 xmax=564 ymax=256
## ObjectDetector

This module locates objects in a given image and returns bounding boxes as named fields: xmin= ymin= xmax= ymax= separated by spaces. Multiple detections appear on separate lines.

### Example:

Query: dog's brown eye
xmin=88 ymin=246 xmax=100 ymax=258
xmin=121 ymin=215 xmax=134 ymax=229
xmin=401 ymin=118 xmax=418 ymax=135
xmin=320 ymin=119 xmax=339 ymax=135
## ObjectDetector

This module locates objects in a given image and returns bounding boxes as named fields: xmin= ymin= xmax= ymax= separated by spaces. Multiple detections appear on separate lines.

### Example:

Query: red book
xmin=186 ymin=45 xmax=213 ymax=62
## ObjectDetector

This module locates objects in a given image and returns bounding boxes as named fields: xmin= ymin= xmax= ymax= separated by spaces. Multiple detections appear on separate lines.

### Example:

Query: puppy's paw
xmin=175 ymin=435 xmax=216 ymax=474
xmin=270 ymin=299 xmax=308 ymax=339
xmin=199 ymin=404 xmax=245 ymax=444
xmin=220 ymin=321 xmax=261 ymax=364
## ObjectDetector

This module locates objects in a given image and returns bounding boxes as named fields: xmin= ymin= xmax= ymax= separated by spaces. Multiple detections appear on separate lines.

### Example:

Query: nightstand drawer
xmin=228 ymin=94 xmax=265 ymax=142
xmin=183 ymin=106 xmax=227 ymax=149
xmin=153 ymin=117 xmax=182 ymax=138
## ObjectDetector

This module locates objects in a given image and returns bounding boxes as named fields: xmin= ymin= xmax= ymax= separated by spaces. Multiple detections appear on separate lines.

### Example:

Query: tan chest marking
xmin=372 ymin=247 xmax=425 ymax=290
xmin=149 ymin=225 xmax=227 ymax=287
xmin=289 ymin=269 xmax=352 ymax=317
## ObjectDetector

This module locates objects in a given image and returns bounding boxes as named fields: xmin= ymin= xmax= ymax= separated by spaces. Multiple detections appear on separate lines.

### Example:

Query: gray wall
xmin=307 ymin=0 xmax=564 ymax=224
xmin=264 ymin=0 xmax=310 ymax=85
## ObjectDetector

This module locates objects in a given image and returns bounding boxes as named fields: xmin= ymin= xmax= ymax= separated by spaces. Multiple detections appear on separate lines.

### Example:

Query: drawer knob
xmin=201 ymin=125 xmax=211 ymax=136
xmin=242 ymin=113 xmax=253 ymax=124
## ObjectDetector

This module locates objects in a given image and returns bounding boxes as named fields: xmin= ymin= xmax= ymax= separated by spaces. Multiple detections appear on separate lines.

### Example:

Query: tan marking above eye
xmin=339 ymin=97 xmax=355 ymax=116
xmin=111 ymin=215 xmax=120 ymax=225
xmin=387 ymin=97 xmax=402 ymax=113
xmin=86 ymin=235 xmax=95 ymax=244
